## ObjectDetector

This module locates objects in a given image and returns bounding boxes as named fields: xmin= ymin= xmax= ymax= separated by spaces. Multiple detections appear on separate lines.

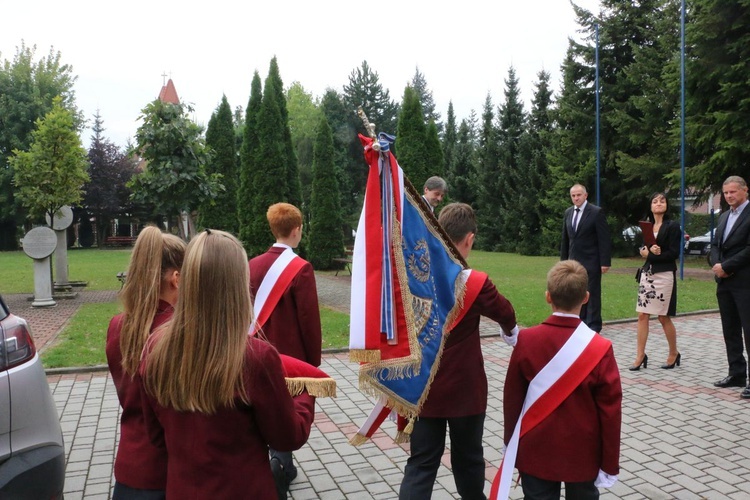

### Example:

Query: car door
xmin=0 ymin=306 xmax=12 ymax=463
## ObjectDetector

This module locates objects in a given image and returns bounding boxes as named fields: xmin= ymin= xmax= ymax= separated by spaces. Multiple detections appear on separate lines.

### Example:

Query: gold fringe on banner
xmin=349 ymin=349 xmax=381 ymax=363
xmin=285 ymin=377 xmax=337 ymax=398
xmin=349 ymin=432 xmax=370 ymax=446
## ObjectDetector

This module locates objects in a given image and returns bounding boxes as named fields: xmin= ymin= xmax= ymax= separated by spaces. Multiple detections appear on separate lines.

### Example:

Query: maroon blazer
xmin=420 ymin=275 xmax=517 ymax=418
xmin=139 ymin=336 xmax=315 ymax=499
xmin=105 ymin=300 xmax=173 ymax=490
xmin=249 ymin=246 xmax=322 ymax=366
xmin=504 ymin=315 xmax=622 ymax=481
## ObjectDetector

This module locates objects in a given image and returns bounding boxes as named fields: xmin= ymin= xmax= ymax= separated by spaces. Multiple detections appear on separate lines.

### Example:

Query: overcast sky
xmin=2 ymin=0 xmax=601 ymax=148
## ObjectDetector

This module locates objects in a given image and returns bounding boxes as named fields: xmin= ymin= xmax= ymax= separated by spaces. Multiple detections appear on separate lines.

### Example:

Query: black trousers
xmin=399 ymin=414 xmax=486 ymax=500
xmin=112 ymin=482 xmax=165 ymax=500
xmin=520 ymin=473 xmax=599 ymax=500
xmin=580 ymin=270 xmax=603 ymax=332
xmin=717 ymin=284 xmax=750 ymax=378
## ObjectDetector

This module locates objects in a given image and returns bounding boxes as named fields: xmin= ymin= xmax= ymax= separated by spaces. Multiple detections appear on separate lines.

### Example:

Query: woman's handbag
xmin=635 ymin=267 xmax=643 ymax=283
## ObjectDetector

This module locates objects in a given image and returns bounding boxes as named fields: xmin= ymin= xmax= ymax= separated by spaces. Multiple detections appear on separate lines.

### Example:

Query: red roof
xmin=158 ymin=79 xmax=180 ymax=104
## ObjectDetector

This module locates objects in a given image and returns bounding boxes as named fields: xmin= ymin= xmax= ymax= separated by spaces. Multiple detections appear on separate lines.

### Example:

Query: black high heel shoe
xmin=629 ymin=353 xmax=648 ymax=371
xmin=661 ymin=352 xmax=681 ymax=369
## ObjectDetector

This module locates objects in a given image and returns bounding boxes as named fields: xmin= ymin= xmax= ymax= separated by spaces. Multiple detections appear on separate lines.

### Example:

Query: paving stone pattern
xmin=31 ymin=274 xmax=750 ymax=498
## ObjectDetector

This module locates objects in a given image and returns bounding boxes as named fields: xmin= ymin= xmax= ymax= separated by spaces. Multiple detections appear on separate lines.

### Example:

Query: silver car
xmin=0 ymin=295 xmax=65 ymax=499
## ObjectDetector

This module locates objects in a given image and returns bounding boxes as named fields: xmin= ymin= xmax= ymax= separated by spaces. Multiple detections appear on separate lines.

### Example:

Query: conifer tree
xmin=450 ymin=119 xmax=478 ymax=207
xmin=424 ymin=120 xmax=444 ymax=179
xmin=85 ymin=111 xmax=138 ymax=244
xmin=266 ymin=57 xmax=302 ymax=207
xmin=411 ymin=67 xmax=441 ymax=133
xmin=517 ymin=70 xmax=555 ymax=255
xmin=396 ymin=86 xmax=429 ymax=186
xmin=442 ymin=102 xmax=458 ymax=179
xmin=687 ymin=0 xmax=750 ymax=195
xmin=495 ymin=66 xmax=527 ymax=252
xmin=238 ymin=72 xmax=262 ymax=249
xmin=476 ymin=94 xmax=501 ymax=250
xmin=308 ymin=116 xmax=344 ymax=269
xmin=246 ymin=76 xmax=288 ymax=257
xmin=199 ymin=95 xmax=237 ymax=232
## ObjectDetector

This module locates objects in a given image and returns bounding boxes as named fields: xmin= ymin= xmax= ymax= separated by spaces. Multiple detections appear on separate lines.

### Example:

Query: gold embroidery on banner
xmin=407 ymin=239 xmax=431 ymax=282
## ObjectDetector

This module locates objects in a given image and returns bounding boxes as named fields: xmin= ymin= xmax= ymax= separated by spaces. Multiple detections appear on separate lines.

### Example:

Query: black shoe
xmin=629 ymin=353 xmax=648 ymax=371
xmin=742 ymin=387 xmax=750 ymax=399
xmin=661 ymin=352 xmax=681 ymax=369
xmin=714 ymin=375 xmax=747 ymax=388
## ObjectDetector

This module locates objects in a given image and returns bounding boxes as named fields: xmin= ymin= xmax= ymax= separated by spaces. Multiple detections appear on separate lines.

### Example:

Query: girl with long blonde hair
xmin=140 ymin=229 xmax=315 ymax=498
xmin=106 ymin=225 xmax=186 ymax=499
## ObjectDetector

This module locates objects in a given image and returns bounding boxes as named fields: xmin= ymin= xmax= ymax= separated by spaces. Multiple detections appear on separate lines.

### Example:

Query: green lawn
xmin=1 ymin=247 xmax=715 ymax=367
xmin=0 ymin=248 xmax=131 ymax=294
xmin=467 ymin=251 xmax=717 ymax=327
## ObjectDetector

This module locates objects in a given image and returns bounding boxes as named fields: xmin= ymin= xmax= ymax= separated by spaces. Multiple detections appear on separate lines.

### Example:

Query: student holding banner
xmin=498 ymin=260 xmax=621 ymax=500
xmin=399 ymin=203 xmax=519 ymax=500
xmin=249 ymin=203 xmax=322 ymax=497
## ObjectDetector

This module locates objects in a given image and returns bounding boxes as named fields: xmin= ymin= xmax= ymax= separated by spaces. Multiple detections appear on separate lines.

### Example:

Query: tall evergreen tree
xmin=517 ymin=70 xmax=555 ymax=255
xmin=238 ymin=71 xmax=262 ymax=249
xmin=246 ymin=76 xmax=288 ymax=257
xmin=687 ymin=0 xmax=750 ymax=195
xmin=442 ymin=102 xmax=458 ymax=180
xmin=449 ymin=119 xmax=478 ymax=206
xmin=266 ymin=57 xmax=302 ymax=207
xmin=199 ymin=95 xmax=238 ymax=232
xmin=476 ymin=93 xmax=501 ymax=250
xmin=396 ymin=85 xmax=429 ymax=186
xmin=496 ymin=66 xmax=527 ymax=252
xmin=343 ymin=61 xmax=399 ymax=135
xmin=308 ymin=116 xmax=344 ymax=269
xmin=321 ymin=88 xmax=359 ymax=236
xmin=85 ymin=111 xmax=138 ymax=244
xmin=424 ymin=120 xmax=445 ymax=179
xmin=411 ymin=67 xmax=442 ymax=134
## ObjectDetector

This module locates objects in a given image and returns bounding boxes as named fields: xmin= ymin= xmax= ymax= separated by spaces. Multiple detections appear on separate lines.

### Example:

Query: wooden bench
xmin=333 ymin=248 xmax=354 ymax=276
xmin=104 ymin=236 xmax=137 ymax=247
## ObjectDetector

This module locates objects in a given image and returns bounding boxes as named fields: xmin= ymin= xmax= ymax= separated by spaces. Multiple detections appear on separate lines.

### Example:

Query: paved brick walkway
xmin=27 ymin=274 xmax=750 ymax=498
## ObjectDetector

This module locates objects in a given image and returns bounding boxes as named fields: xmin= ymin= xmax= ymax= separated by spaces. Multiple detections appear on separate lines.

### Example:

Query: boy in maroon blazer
xmin=503 ymin=260 xmax=622 ymax=499
xmin=249 ymin=203 xmax=322 ymax=497
xmin=399 ymin=202 xmax=519 ymax=500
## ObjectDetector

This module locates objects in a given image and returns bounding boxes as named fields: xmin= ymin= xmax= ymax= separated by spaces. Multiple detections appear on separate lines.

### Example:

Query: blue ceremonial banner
xmin=349 ymin=133 xmax=472 ymax=443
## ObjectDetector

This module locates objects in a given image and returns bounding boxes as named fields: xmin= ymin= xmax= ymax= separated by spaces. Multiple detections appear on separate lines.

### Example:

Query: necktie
xmin=572 ymin=208 xmax=580 ymax=232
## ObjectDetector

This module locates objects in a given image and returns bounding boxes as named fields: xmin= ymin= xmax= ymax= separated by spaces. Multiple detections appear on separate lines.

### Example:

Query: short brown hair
xmin=547 ymin=260 xmax=588 ymax=311
xmin=438 ymin=203 xmax=477 ymax=244
xmin=266 ymin=203 xmax=302 ymax=239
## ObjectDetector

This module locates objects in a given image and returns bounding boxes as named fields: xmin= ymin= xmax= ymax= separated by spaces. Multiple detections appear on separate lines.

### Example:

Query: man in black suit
xmin=561 ymin=183 xmax=611 ymax=332
xmin=709 ymin=176 xmax=750 ymax=397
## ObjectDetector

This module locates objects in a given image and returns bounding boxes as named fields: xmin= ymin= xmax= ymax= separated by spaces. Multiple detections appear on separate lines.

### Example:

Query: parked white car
xmin=0 ymin=295 xmax=65 ymax=498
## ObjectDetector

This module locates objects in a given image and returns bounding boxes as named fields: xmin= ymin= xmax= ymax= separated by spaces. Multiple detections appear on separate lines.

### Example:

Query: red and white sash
xmin=490 ymin=322 xmax=611 ymax=500
xmin=250 ymin=248 xmax=306 ymax=335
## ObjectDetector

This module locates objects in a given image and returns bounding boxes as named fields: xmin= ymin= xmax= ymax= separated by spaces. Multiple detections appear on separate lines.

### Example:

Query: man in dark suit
xmin=561 ymin=184 xmax=611 ymax=332
xmin=709 ymin=176 xmax=750 ymax=397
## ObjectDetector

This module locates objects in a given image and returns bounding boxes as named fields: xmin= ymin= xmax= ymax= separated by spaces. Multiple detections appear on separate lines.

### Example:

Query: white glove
xmin=501 ymin=325 xmax=520 ymax=347
xmin=594 ymin=470 xmax=617 ymax=488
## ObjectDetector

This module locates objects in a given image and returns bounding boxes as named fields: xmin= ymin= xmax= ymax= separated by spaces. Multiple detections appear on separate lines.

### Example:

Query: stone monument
xmin=22 ymin=226 xmax=58 ymax=308
xmin=45 ymin=206 xmax=74 ymax=292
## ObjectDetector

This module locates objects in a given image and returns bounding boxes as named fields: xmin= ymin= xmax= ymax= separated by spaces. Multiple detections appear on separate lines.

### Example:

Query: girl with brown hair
xmin=106 ymin=225 xmax=186 ymax=499
xmin=140 ymin=229 xmax=315 ymax=498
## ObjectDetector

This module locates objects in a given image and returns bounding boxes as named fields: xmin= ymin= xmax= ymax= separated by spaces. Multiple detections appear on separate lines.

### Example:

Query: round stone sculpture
xmin=22 ymin=226 xmax=58 ymax=259
xmin=45 ymin=205 xmax=74 ymax=231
